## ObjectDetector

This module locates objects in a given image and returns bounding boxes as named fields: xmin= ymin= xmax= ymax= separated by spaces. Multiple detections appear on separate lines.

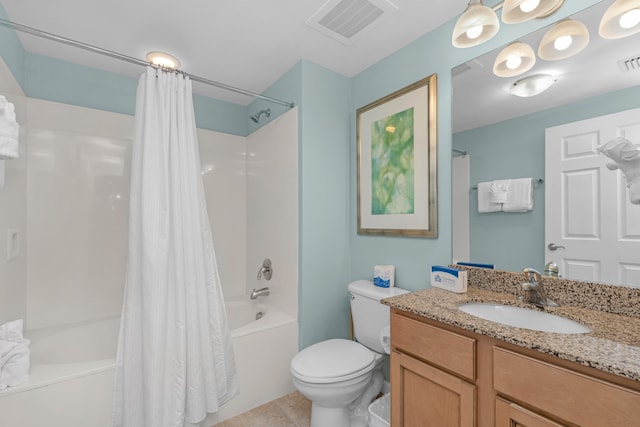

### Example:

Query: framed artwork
xmin=356 ymin=73 xmax=438 ymax=237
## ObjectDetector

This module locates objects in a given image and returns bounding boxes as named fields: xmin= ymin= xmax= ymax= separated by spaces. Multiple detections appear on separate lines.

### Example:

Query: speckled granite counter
xmin=382 ymin=268 xmax=640 ymax=383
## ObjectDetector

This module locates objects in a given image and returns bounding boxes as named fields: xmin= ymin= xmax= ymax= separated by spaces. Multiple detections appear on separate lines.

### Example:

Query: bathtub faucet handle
xmin=250 ymin=287 xmax=270 ymax=300
xmin=257 ymin=258 xmax=273 ymax=280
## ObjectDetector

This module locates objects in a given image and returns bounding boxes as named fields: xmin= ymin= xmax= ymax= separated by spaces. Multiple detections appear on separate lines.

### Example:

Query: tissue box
xmin=431 ymin=266 xmax=467 ymax=293
xmin=373 ymin=265 xmax=395 ymax=288
xmin=456 ymin=261 xmax=494 ymax=269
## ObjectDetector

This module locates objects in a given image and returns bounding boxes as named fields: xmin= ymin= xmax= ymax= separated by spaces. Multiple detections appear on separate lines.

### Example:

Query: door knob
xmin=547 ymin=243 xmax=566 ymax=251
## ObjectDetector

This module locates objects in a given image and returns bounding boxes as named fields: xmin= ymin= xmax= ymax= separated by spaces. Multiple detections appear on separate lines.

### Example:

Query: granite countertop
xmin=383 ymin=286 xmax=640 ymax=382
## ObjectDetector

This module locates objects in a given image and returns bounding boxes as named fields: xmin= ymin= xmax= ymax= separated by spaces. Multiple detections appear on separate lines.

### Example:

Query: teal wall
xmin=453 ymin=85 xmax=640 ymax=273
xmin=0 ymin=5 xmax=24 ymax=88
xmin=256 ymin=61 xmax=353 ymax=349
xmin=349 ymin=0 xmax=600 ymax=292
xmin=1 ymin=0 xmax=603 ymax=350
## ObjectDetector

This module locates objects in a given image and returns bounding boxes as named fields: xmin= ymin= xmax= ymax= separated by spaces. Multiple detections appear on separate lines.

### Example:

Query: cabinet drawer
xmin=391 ymin=313 xmax=476 ymax=381
xmin=494 ymin=347 xmax=640 ymax=427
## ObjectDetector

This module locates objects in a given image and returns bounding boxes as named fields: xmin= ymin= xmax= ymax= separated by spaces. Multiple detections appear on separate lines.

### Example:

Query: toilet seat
xmin=291 ymin=338 xmax=377 ymax=384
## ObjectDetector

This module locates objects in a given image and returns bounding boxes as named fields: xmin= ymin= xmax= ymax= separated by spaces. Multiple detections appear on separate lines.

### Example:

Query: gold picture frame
xmin=356 ymin=73 xmax=438 ymax=238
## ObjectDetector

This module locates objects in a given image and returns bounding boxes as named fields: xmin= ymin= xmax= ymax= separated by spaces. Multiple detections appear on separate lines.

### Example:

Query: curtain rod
xmin=0 ymin=17 xmax=295 ymax=109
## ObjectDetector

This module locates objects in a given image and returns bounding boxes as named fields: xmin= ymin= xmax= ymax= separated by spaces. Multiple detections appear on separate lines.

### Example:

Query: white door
xmin=545 ymin=108 xmax=640 ymax=287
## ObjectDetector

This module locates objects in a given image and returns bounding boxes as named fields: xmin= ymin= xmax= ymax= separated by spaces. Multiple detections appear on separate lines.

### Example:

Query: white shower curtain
xmin=112 ymin=67 xmax=238 ymax=427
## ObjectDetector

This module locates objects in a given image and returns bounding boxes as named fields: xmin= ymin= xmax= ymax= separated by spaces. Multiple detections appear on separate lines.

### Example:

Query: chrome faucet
xmin=519 ymin=268 xmax=558 ymax=308
xmin=257 ymin=258 xmax=273 ymax=281
xmin=250 ymin=287 xmax=270 ymax=300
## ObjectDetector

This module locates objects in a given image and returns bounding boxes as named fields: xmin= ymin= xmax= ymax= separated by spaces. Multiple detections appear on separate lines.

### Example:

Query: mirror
xmin=451 ymin=0 xmax=640 ymax=286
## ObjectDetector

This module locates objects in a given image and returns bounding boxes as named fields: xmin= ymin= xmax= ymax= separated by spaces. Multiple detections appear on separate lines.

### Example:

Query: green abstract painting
xmin=370 ymin=107 xmax=415 ymax=215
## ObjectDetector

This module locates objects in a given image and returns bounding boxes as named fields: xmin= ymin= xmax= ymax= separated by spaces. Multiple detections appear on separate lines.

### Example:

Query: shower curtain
xmin=112 ymin=67 xmax=238 ymax=427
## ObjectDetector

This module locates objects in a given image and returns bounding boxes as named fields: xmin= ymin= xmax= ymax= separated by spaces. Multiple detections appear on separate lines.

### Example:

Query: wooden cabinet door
xmin=391 ymin=350 xmax=475 ymax=427
xmin=495 ymin=398 xmax=566 ymax=427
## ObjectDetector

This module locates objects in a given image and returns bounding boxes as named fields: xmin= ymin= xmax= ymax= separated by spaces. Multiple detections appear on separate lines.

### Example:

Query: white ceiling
xmin=453 ymin=0 xmax=640 ymax=133
xmin=0 ymin=0 xmax=468 ymax=104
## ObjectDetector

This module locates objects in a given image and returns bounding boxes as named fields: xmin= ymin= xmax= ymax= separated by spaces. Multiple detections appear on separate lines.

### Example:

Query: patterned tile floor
xmin=212 ymin=391 xmax=311 ymax=427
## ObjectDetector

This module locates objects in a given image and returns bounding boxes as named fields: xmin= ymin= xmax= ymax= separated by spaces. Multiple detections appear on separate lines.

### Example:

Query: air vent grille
xmin=618 ymin=55 xmax=640 ymax=72
xmin=452 ymin=59 xmax=484 ymax=78
xmin=307 ymin=0 xmax=398 ymax=45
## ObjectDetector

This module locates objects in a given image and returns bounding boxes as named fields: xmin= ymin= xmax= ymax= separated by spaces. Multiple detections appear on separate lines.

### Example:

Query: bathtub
xmin=0 ymin=298 xmax=297 ymax=427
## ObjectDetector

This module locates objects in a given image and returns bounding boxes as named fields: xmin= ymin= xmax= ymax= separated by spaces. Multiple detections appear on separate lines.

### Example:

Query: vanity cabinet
xmin=390 ymin=312 xmax=476 ymax=426
xmin=495 ymin=398 xmax=563 ymax=427
xmin=390 ymin=309 xmax=640 ymax=427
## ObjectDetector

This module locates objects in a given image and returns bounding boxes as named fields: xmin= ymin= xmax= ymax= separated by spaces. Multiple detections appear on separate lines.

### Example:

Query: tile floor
xmin=212 ymin=391 xmax=311 ymax=427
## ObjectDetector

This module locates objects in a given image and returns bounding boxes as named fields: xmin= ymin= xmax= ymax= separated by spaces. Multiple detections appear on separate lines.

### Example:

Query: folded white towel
xmin=489 ymin=179 xmax=511 ymax=203
xmin=478 ymin=181 xmax=503 ymax=213
xmin=0 ymin=319 xmax=30 ymax=390
xmin=0 ymin=96 xmax=20 ymax=160
xmin=503 ymin=178 xmax=533 ymax=212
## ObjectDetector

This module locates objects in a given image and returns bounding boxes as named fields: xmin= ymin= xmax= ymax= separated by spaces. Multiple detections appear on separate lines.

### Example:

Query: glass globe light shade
xmin=452 ymin=2 xmax=500 ymax=48
xmin=502 ymin=0 xmax=565 ymax=24
xmin=599 ymin=0 xmax=640 ymax=39
xmin=538 ymin=19 xmax=589 ymax=61
xmin=493 ymin=42 xmax=536 ymax=77
xmin=509 ymin=74 xmax=557 ymax=97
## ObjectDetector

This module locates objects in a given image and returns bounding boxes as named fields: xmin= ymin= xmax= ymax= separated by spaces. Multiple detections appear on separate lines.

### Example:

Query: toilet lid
xmin=291 ymin=339 xmax=376 ymax=382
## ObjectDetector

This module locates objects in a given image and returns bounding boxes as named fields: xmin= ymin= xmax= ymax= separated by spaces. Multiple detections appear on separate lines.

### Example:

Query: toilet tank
xmin=348 ymin=280 xmax=409 ymax=353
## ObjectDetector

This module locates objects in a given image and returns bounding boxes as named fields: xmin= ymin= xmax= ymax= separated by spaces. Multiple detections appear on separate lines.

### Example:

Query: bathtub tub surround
xmin=290 ymin=280 xmax=408 ymax=427
xmin=0 ymin=60 xmax=299 ymax=426
xmin=0 ymin=304 xmax=297 ymax=427
xmin=0 ymin=318 xmax=29 ymax=390
xmin=113 ymin=68 xmax=238 ymax=427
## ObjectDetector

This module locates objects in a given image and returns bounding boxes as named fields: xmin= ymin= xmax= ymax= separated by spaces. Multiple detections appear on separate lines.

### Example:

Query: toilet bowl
xmin=291 ymin=338 xmax=384 ymax=427
xmin=291 ymin=280 xmax=408 ymax=427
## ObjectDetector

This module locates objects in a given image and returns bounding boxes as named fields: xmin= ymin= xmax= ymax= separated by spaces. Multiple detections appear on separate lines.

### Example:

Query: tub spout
xmin=250 ymin=287 xmax=270 ymax=300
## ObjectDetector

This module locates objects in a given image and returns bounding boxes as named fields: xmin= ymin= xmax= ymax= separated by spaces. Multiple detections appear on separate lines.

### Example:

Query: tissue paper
xmin=374 ymin=265 xmax=395 ymax=288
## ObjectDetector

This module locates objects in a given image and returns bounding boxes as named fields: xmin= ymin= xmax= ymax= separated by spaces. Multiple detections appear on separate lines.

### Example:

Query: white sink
xmin=458 ymin=303 xmax=591 ymax=334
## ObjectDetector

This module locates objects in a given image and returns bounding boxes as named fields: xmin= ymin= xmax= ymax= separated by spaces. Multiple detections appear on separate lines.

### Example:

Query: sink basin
xmin=458 ymin=303 xmax=591 ymax=334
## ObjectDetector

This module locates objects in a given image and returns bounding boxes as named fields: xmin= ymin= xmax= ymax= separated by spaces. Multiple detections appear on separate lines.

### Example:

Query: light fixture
xmin=145 ymin=51 xmax=181 ymax=70
xmin=493 ymin=41 xmax=536 ymax=77
xmin=599 ymin=0 xmax=640 ymax=39
xmin=509 ymin=74 xmax=557 ymax=97
xmin=537 ymin=19 xmax=589 ymax=61
xmin=452 ymin=1 xmax=500 ymax=48
xmin=502 ymin=0 xmax=565 ymax=24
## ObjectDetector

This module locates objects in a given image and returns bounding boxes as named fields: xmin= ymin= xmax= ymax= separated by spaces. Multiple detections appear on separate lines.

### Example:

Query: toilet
xmin=290 ymin=280 xmax=409 ymax=427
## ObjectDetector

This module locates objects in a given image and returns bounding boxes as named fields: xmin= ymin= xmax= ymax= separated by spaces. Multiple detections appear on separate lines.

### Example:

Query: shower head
xmin=250 ymin=108 xmax=271 ymax=123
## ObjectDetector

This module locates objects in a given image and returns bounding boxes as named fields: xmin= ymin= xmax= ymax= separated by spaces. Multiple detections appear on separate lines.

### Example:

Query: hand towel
xmin=0 ymin=319 xmax=30 ymax=390
xmin=0 ymin=96 xmax=20 ymax=160
xmin=478 ymin=181 xmax=503 ymax=213
xmin=489 ymin=179 xmax=511 ymax=203
xmin=503 ymin=178 xmax=533 ymax=212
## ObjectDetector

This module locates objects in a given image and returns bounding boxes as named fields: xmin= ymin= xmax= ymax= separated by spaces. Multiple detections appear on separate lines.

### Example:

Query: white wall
xmin=246 ymin=108 xmax=299 ymax=318
xmin=0 ymin=59 xmax=27 ymax=326
xmin=3 ymin=89 xmax=296 ymax=330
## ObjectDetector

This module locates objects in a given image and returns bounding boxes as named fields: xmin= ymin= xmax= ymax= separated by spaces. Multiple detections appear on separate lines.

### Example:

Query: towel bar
xmin=471 ymin=178 xmax=544 ymax=190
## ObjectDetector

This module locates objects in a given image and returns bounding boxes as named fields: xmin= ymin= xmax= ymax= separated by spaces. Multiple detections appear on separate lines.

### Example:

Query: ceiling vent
xmin=452 ymin=59 xmax=484 ymax=78
xmin=618 ymin=55 xmax=640 ymax=72
xmin=306 ymin=0 xmax=398 ymax=45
